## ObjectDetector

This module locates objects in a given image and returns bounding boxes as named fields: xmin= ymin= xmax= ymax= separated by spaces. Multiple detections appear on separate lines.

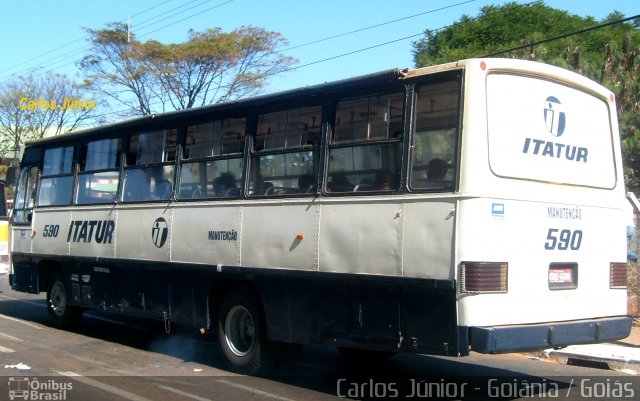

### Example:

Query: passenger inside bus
xmin=373 ymin=171 xmax=396 ymax=191
xmin=298 ymin=174 xmax=315 ymax=193
xmin=427 ymin=158 xmax=447 ymax=179
xmin=422 ymin=158 xmax=450 ymax=189
xmin=213 ymin=173 xmax=237 ymax=197
xmin=123 ymin=155 xmax=150 ymax=201
xmin=327 ymin=173 xmax=351 ymax=192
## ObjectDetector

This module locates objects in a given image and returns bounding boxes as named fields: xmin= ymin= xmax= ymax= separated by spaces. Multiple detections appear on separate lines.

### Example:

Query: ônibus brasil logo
xmin=152 ymin=217 xmax=168 ymax=248
xmin=543 ymin=96 xmax=566 ymax=137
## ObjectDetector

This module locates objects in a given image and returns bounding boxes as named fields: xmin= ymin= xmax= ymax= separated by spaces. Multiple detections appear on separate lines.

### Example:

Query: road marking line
xmin=0 ymin=345 xmax=15 ymax=352
xmin=0 ymin=313 xmax=43 ymax=330
xmin=156 ymin=384 xmax=214 ymax=401
xmin=67 ymin=355 xmax=136 ymax=375
xmin=218 ymin=379 xmax=298 ymax=401
xmin=0 ymin=332 xmax=23 ymax=342
xmin=57 ymin=371 xmax=155 ymax=401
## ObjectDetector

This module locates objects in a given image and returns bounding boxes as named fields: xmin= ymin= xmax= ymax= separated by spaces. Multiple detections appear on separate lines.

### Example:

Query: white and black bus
xmin=9 ymin=58 xmax=632 ymax=373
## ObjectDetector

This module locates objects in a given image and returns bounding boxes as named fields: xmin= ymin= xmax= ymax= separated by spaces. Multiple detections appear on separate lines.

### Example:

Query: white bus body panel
xmin=455 ymin=59 xmax=627 ymax=328
xmin=172 ymin=203 xmax=242 ymax=266
xmin=456 ymin=198 xmax=627 ymax=326
xmin=26 ymin=197 xmax=456 ymax=279
xmin=243 ymin=202 xmax=318 ymax=271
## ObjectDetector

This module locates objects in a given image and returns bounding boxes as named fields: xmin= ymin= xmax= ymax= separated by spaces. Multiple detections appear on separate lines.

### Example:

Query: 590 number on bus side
xmin=544 ymin=228 xmax=582 ymax=251
xmin=42 ymin=224 xmax=60 ymax=238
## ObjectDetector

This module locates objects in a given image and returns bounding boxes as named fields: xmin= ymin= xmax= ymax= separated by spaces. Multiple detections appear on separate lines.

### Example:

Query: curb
xmin=543 ymin=345 xmax=640 ymax=374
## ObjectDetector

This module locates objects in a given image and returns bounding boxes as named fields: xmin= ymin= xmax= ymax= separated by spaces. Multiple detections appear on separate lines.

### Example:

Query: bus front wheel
xmin=217 ymin=288 xmax=272 ymax=374
xmin=46 ymin=276 xmax=82 ymax=329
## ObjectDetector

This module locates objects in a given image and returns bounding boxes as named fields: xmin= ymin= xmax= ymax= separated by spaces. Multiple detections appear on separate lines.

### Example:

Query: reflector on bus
xmin=609 ymin=262 xmax=627 ymax=288
xmin=459 ymin=262 xmax=508 ymax=293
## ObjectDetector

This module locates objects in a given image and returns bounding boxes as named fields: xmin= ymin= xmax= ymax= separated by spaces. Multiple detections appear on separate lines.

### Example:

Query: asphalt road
xmin=0 ymin=274 xmax=638 ymax=401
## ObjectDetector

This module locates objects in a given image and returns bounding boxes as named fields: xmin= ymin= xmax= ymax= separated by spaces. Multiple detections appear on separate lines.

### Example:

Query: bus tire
xmin=46 ymin=276 xmax=82 ymax=329
xmin=217 ymin=287 xmax=271 ymax=374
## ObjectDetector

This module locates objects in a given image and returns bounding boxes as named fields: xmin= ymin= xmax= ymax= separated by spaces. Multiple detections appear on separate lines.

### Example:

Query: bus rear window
xmin=486 ymin=73 xmax=616 ymax=189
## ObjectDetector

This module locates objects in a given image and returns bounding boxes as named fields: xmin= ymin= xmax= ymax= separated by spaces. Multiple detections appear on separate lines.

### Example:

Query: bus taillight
xmin=459 ymin=262 xmax=508 ymax=293
xmin=609 ymin=262 xmax=627 ymax=288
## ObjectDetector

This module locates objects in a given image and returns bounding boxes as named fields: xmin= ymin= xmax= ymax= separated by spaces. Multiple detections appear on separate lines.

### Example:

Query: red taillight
xmin=460 ymin=262 xmax=508 ymax=293
xmin=610 ymin=262 xmax=627 ymax=288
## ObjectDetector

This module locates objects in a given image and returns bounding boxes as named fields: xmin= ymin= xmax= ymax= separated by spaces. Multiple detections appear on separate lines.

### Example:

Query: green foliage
xmin=413 ymin=2 xmax=640 ymax=191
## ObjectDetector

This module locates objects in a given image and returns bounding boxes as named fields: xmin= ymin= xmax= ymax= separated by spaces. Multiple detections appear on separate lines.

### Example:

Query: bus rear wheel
xmin=217 ymin=288 xmax=272 ymax=374
xmin=46 ymin=276 xmax=82 ymax=329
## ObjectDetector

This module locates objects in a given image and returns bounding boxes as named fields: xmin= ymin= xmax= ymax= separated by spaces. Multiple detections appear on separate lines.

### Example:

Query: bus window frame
xmin=407 ymin=74 xmax=463 ymax=194
xmin=12 ymin=166 xmax=39 ymax=225
xmin=248 ymin=104 xmax=322 ymax=198
xmin=37 ymin=145 xmax=75 ymax=207
xmin=122 ymin=128 xmax=178 ymax=203
xmin=324 ymin=90 xmax=405 ymax=196
xmin=177 ymin=116 xmax=247 ymax=201
xmin=76 ymin=137 xmax=122 ymax=205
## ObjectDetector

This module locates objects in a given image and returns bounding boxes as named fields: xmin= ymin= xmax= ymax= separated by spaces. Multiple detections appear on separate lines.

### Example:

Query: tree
xmin=412 ymin=2 xmax=640 ymax=190
xmin=0 ymin=71 xmax=94 ymax=162
xmin=80 ymin=22 xmax=296 ymax=116
xmin=601 ymin=35 xmax=640 ymax=189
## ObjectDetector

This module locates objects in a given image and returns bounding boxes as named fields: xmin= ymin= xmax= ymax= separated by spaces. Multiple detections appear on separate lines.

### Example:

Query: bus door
xmin=9 ymin=166 xmax=39 ymax=293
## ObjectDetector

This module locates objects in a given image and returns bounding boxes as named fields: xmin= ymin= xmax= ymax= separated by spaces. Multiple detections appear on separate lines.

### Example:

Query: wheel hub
xmin=225 ymin=305 xmax=256 ymax=357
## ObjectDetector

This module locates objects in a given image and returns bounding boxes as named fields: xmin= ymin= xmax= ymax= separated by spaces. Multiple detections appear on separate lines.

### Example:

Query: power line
xmin=279 ymin=0 xmax=476 ymax=53
xmin=0 ymin=0 xmax=230 ymax=81
xmin=134 ymin=0 xmax=209 ymax=29
xmin=482 ymin=14 xmax=640 ymax=57
xmin=89 ymin=2 xmax=638 ymax=122
xmin=0 ymin=0 xmax=174 ymax=76
xmin=72 ymin=0 xmax=550 ymax=121
xmin=138 ymin=0 xmax=234 ymax=38
xmin=135 ymin=0 xmax=218 ymax=36
xmin=279 ymin=1 xmax=545 ymax=74
xmin=15 ymin=0 xmax=232 ymax=81
xmin=14 ymin=1 xmax=636 ymax=124
xmin=1 ymin=0 xmax=475 ymax=91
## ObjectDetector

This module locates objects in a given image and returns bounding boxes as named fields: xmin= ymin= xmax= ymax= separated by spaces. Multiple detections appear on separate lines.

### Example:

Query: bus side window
xmin=327 ymin=92 xmax=404 ymax=193
xmin=76 ymin=138 xmax=121 ymax=205
xmin=248 ymin=106 xmax=320 ymax=197
xmin=38 ymin=146 xmax=74 ymax=206
xmin=13 ymin=166 xmax=39 ymax=224
xmin=409 ymin=80 xmax=460 ymax=191
xmin=123 ymin=128 xmax=177 ymax=202
xmin=178 ymin=119 xmax=245 ymax=200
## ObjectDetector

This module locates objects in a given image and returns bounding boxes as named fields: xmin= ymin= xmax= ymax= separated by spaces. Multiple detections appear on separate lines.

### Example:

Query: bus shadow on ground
xmin=0 ymin=297 xmax=576 ymax=400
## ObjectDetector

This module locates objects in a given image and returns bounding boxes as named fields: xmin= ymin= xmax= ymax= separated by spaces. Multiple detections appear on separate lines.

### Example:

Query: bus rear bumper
xmin=468 ymin=316 xmax=633 ymax=354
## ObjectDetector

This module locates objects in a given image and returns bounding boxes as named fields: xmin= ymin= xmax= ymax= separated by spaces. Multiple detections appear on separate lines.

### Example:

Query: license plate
xmin=548 ymin=263 xmax=578 ymax=290
xmin=549 ymin=268 xmax=573 ymax=283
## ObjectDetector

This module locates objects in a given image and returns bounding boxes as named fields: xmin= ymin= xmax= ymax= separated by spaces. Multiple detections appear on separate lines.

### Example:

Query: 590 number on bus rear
xmin=544 ymin=228 xmax=582 ymax=250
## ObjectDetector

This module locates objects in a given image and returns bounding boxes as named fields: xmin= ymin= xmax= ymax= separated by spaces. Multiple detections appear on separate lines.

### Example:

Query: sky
xmin=0 ymin=0 xmax=637 ymax=106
